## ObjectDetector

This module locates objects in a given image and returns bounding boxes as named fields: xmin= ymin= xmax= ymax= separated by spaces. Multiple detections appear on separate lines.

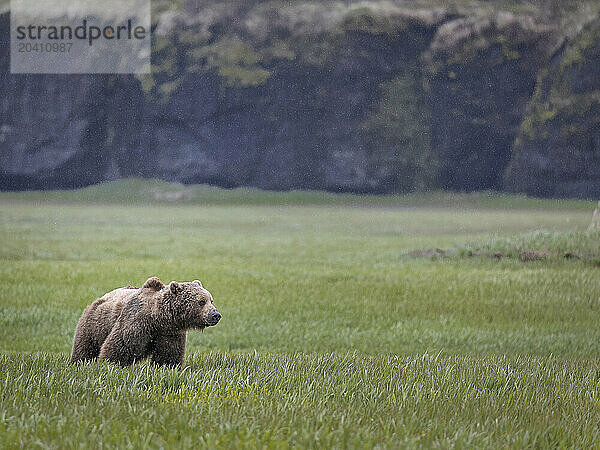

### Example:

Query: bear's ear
xmin=142 ymin=277 xmax=164 ymax=291
xmin=169 ymin=281 xmax=182 ymax=294
xmin=193 ymin=280 xmax=203 ymax=287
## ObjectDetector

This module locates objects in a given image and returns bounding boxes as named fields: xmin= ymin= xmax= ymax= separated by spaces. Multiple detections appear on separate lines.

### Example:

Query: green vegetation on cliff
xmin=362 ymin=73 xmax=435 ymax=192
xmin=505 ymin=14 xmax=600 ymax=197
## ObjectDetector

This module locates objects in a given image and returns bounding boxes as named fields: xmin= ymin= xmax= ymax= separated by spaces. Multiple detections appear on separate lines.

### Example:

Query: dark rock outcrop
xmin=505 ymin=15 xmax=600 ymax=198
xmin=422 ymin=12 xmax=554 ymax=191
xmin=1 ymin=1 xmax=595 ymax=197
xmin=1 ymin=3 xmax=450 ymax=192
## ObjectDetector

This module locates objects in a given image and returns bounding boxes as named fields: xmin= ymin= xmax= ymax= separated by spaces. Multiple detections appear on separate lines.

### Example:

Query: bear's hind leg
xmin=98 ymin=327 xmax=136 ymax=366
xmin=70 ymin=324 xmax=100 ymax=363
xmin=99 ymin=325 xmax=152 ymax=366
xmin=70 ymin=341 xmax=100 ymax=363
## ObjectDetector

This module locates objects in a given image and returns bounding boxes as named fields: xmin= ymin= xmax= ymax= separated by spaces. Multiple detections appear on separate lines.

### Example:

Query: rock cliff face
xmin=505 ymin=15 xmax=600 ymax=198
xmin=0 ymin=1 xmax=597 ymax=197
xmin=423 ymin=12 xmax=554 ymax=191
xmin=0 ymin=13 xmax=154 ymax=189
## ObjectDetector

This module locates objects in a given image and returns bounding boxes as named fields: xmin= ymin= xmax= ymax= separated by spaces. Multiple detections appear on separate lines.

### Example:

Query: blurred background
xmin=0 ymin=0 xmax=598 ymax=198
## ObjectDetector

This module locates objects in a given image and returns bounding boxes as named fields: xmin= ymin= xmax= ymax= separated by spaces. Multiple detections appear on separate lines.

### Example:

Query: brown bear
xmin=70 ymin=277 xmax=221 ymax=366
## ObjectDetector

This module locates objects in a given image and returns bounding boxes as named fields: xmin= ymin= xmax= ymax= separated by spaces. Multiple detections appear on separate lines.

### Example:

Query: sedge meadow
xmin=1 ymin=179 xmax=599 ymax=448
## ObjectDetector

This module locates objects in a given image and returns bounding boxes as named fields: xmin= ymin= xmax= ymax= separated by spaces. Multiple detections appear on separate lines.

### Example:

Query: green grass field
xmin=1 ymin=179 xmax=599 ymax=448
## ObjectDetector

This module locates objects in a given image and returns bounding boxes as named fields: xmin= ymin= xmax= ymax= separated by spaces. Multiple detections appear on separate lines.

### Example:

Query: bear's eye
xmin=199 ymin=300 xmax=206 ymax=306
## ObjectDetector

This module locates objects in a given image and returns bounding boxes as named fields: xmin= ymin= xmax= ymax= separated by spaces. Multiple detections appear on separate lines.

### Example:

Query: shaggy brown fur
xmin=70 ymin=277 xmax=221 ymax=366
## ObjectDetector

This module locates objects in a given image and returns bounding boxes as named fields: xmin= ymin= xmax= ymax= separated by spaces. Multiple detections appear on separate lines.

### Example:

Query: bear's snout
xmin=207 ymin=310 xmax=221 ymax=325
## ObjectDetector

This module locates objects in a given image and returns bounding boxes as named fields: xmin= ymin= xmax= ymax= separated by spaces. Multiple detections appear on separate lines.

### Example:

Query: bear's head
xmin=168 ymin=280 xmax=221 ymax=330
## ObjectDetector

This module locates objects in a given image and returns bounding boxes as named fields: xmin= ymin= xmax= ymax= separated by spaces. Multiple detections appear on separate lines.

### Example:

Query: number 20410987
xmin=18 ymin=42 xmax=73 ymax=53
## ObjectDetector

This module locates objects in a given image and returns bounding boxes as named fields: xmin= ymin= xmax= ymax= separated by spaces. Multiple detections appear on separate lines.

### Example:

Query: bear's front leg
xmin=99 ymin=324 xmax=151 ymax=366
xmin=150 ymin=332 xmax=187 ymax=366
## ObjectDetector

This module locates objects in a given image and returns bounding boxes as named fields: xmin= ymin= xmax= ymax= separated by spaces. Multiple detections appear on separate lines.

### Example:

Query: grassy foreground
xmin=1 ymin=180 xmax=599 ymax=447
xmin=2 ymin=352 xmax=600 ymax=448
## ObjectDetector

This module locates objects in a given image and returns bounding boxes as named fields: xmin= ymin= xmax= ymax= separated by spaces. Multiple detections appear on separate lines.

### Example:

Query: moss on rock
xmin=505 ymin=15 xmax=600 ymax=197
